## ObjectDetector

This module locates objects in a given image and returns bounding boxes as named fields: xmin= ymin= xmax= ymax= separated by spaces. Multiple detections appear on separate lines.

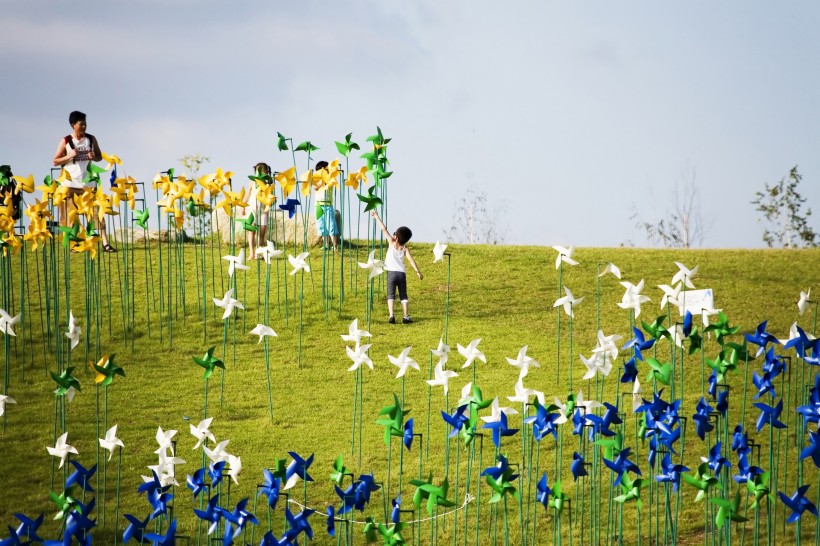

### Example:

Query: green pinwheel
xmin=83 ymin=163 xmax=107 ymax=185
xmin=377 ymin=522 xmax=406 ymax=545
xmin=461 ymin=384 xmax=493 ymax=429
xmin=270 ymin=457 xmax=288 ymax=481
xmin=595 ymin=430 xmax=624 ymax=460
xmin=49 ymin=487 xmax=80 ymax=520
xmin=85 ymin=221 xmax=98 ymax=237
xmin=330 ymin=454 xmax=351 ymax=487
xmin=706 ymin=351 xmax=738 ymax=384
xmin=704 ymin=312 xmax=740 ymax=345
xmin=59 ymin=222 xmax=81 ymax=248
xmin=363 ymin=517 xmax=379 ymax=543
xmin=193 ymin=347 xmax=224 ymax=380
xmin=334 ymin=133 xmax=360 ymax=157
xmin=366 ymin=126 xmax=392 ymax=147
xmin=687 ymin=326 xmax=703 ymax=354
xmin=484 ymin=462 xmax=520 ymax=504
xmin=358 ymin=185 xmax=383 ymax=212
xmin=376 ymin=394 xmax=409 ymax=445
xmin=710 ymin=491 xmax=748 ymax=529
xmin=682 ymin=463 xmax=719 ymax=503
xmin=238 ymin=212 xmax=257 ymax=232
xmin=613 ymin=473 xmax=647 ymax=511
xmin=409 ymin=474 xmax=456 ymax=515
xmin=92 ymin=354 xmax=125 ymax=386
xmin=548 ymin=481 xmax=569 ymax=514
xmin=747 ymin=471 xmax=774 ymax=509
xmin=294 ymin=140 xmax=319 ymax=153
xmin=645 ymin=357 xmax=672 ymax=385
xmin=276 ymin=132 xmax=290 ymax=151
xmin=641 ymin=315 xmax=671 ymax=341
xmin=51 ymin=367 xmax=81 ymax=397
xmin=135 ymin=209 xmax=150 ymax=229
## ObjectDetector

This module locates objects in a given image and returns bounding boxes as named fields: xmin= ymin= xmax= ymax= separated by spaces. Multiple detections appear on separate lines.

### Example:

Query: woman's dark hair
xmin=315 ymin=160 xmax=329 ymax=171
xmin=254 ymin=162 xmax=272 ymax=175
xmin=69 ymin=111 xmax=86 ymax=125
xmin=395 ymin=226 xmax=412 ymax=246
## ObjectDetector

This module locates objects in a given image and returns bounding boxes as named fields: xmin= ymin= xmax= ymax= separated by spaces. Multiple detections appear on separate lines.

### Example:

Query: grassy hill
xmin=0 ymin=241 xmax=818 ymax=545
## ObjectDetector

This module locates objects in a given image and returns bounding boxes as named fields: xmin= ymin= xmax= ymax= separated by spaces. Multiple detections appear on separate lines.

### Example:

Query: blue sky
xmin=3 ymin=1 xmax=818 ymax=247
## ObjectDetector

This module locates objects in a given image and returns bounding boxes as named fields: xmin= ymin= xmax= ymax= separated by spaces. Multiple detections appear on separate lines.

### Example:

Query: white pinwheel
xmin=190 ymin=417 xmax=216 ymax=449
xmin=213 ymin=288 xmax=244 ymax=320
xmin=204 ymin=439 xmax=231 ymax=463
xmin=47 ymin=432 xmax=79 ymax=468
xmin=593 ymin=330 xmax=622 ymax=361
xmin=457 ymin=338 xmax=486 ymax=369
xmin=0 ymin=309 xmax=20 ymax=337
xmin=431 ymin=338 xmax=450 ymax=366
xmin=433 ymin=241 xmax=448 ymax=263
xmin=0 ymin=394 xmax=16 ymax=417
xmin=658 ymin=284 xmax=682 ymax=311
xmin=505 ymin=345 xmax=540 ymax=380
xmin=598 ymin=262 xmax=622 ymax=279
xmin=389 ymin=347 xmax=419 ymax=378
xmin=574 ymin=389 xmax=603 ymax=413
xmin=256 ymin=241 xmax=283 ymax=264
xmin=507 ymin=378 xmax=545 ymax=406
xmin=671 ymin=262 xmax=698 ymax=289
xmin=249 ymin=324 xmax=277 ymax=344
xmin=99 ymin=425 xmax=124 ymax=461
xmin=553 ymin=286 xmax=583 ymax=318
xmin=65 ymin=310 xmax=81 ymax=351
xmin=154 ymin=427 xmax=177 ymax=455
xmin=223 ymin=248 xmax=250 ymax=278
xmin=552 ymin=245 xmax=579 ymax=269
xmin=358 ymin=250 xmax=385 ymax=280
xmin=426 ymin=360 xmax=458 ymax=395
xmin=288 ymin=252 xmax=311 ymax=274
xmin=632 ymin=379 xmax=643 ymax=412
xmin=227 ymin=453 xmax=242 ymax=485
xmin=617 ymin=279 xmax=651 ymax=318
xmin=341 ymin=318 xmax=371 ymax=346
xmin=580 ymin=351 xmax=612 ymax=380
xmin=798 ymin=289 xmax=811 ymax=316
xmin=346 ymin=343 xmax=373 ymax=371
xmin=480 ymin=397 xmax=518 ymax=424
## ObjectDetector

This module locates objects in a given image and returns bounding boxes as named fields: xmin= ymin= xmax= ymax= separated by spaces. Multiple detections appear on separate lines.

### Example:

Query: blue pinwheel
xmin=655 ymin=421 xmax=682 ymax=456
xmin=187 ymin=468 xmax=207 ymax=499
xmin=209 ymin=460 xmax=226 ymax=487
xmin=693 ymin=398 xmax=715 ymax=440
xmin=703 ymin=442 xmax=730 ymax=478
xmin=283 ymin=507 xmax=315 ymax=542
xmin=536 ymin=473 xmax=551 ymax=510
xmin=63 ymin=502 xmax=96 ymax=546
xmin=779 ymin=485 xmax=818 ymax=524
xmin=136 ymin=470 xmax=165 ymax=496
xmin=259 ymin=531 xmax=285 ymax=546
xmin=144 ymin=519 xmax=176 ymax=546
xmin=524 ymin=401 xmax=561 ymax=442
xmin=65 ymin=461 xmax=97 ymax=493
xmin=441 ymin=405 xmax=470 ymax=438
xmin=622 ymin=327 xmax=655 ymax=361
xmin=403 ymin=418 xmax=414 ymax=450
xmin=286 ymin=451 xmax=315 ymax=487
xmin=733 ymin=452 xmax=764 ymax=484
xmin=752 ymin=371 xmax=777 ymax=400
xmin=708 ymin=370 xmax=718 ymax=399
xmin=753 ymin=398 xmax=786 ymax=432
xmin=326 ymin=506 xmax=335 ymax=537
xmin=221 ymin=498 xmax=259 ymax=541
xmin=278 ymin=198 xmax=300 ymax=219
xmin=682 ymin=310 xmax=693 ymax=338
xmin=482 ymin=411 xmax=519 ymax=448
xmin=571 ymin=409 xmax=586 ymax=437
xmin=7 ymin=513 xmax=44 ymax=544
xmin=604 ymin=447 xmax=641 ymax=486
xmin=147 ymin=487 xmax=173 ymax=520
xmin=621 ymin=357 xmax=638 ymax=383
xmin=762 ymin=347 xmax=786 ymax=377
xmin=482 ymin=454 xmax=512 ymax=481
xmin=801 ymin=430 xmax=820 ymax=469
xmin=391 ymin=496 xmax=402 ymax=524
xmin=334 ymin=483 xmax=358 ymax=515
xmin=258 ymin=469 xmax=281 ymax=510
xmin=571 ymin=452 xmax=588 ymax=481
xmin=354 ymin=473 xmax=380 ymax=511
xmin=655 ymin=452 xmax=688 ymax=491
xmin=797 ymin=374 xmax=820 ymax=427
xmin=122 ymin=514 xmax=150 ymax=544
xmin=194 ymin=494 xmax=223 ymax=535
xmin=716 ymin=389 xmax=729 ymax=416
xmin=745 ymin=320 xmax=780 ymax=356
xmin=731 ymin=424 xmax=750 ymax=455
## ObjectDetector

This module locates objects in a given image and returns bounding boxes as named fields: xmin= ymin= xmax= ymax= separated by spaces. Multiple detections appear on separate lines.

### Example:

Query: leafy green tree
xmin=751 ymin=166 xmax=817 ymax=248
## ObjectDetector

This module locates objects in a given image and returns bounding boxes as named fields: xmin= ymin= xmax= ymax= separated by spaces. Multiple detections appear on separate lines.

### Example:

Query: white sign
xmin=679 ymin=288 xmax=714 ymax=316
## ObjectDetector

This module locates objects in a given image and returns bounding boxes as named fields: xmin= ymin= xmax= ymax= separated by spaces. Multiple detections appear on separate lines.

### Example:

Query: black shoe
xmin=402 ymin=316 xmax=413 ymax=324
xmin=103 ymin=244 xmax=117 ymax=253
xmin=388 ymin=316 xmax=396 ymax=324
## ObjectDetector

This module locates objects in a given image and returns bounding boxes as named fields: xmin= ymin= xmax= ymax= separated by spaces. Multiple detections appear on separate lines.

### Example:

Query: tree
xmin=179 ymin=153 xmax=210 ymax=240
xmin=630 ymin=166 xmax=711 ymax=248
xmin=444 ymin=186 xmax=507 ymax=245
xmin=751 ymin=166 xmax=817 ymax=248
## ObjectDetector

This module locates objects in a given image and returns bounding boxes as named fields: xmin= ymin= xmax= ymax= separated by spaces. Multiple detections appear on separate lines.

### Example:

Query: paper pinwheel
xmin=581 ymin=352 xmax=611 ymax=380
xmin=683 ymin=463 xmax=719 ymax=502
xmin=457 ymin=338 xmax=486 ymax=369
xmin=802 ymin=430 xmax=820 ymax=469
xmin=193 ymin=347 xmax=225 ymax=380
xmin=288 ymin=252 xmax=311 ymax=275
xmin=334 ymin=132 xmax=360 ymax=156
xmin=330 ymin=454 xmax=351 ymax=487
xmin=617 ymin=280 xmax=652 ymax=318
xmin=208 ymin=461 xmax=226 ymax=487
xmin=506 ymin=345 xmax=540 ymax=380
xmin=754 ymin=398 xmax=786 ymax=432
xmin=65 ymin=310 xmax=81 ymax=350
xmin=66 ymin=460 xmax=97 ymax=493
xmin=358 ymin=249 xmax=385 ymax=280
xmin=135 ymin=209 xmax=150 ymax=229
xmin=409 ymin=474 xmax=456 ymax=515
xmin=341 ymin=318 xmax=371 ymax=345
xmin=745 ymin=320 xmax=780 ymax=357
xmin=99 ymin=424 xmax=124 ymax=461
xmin=47 ymin=432 xmax=79 ymax=469
xmin=376 ymin=394 xmax=409 ymax=445
xmin=704 ymin=312 xmax=740 ymax=345
xmin=552 ymin=245 xmax=578 ymax=268
xmin=734 ymin=452 xmax=764 ymax=484
xmin=655 ymin=452 xmax=689 ymax=491
xmin=51 ymin=367 xmax=81 ymax=398
xmin=92 ymin=354 xmax=125 ymax=386
xmin=571 ymin=452 xmax=588 ymax=481
xmin=190 ymin=417 xmax=216 ymax=449
xmin=507 ymin=378 xmax=546 ymax=406
xmin=249 ymin=324 xmax=277 ymax=344
xmin=798 ymin=288 xmax=812 ymax=315
xmin=0 ymin=309 xmax=20 ymax=337
xmin=747 ymin=472 xmax=773 ymax=509
xmin=283 ymin=507 xmax=315 ymax=542
xmin=432 ymin=241 xmax=448 ymax=263
xmin=614 ymin=473 xmax=648 ymax=511
xmin=8 ymin=513 xmax=44 ymax=544
xmin=426 ymin=360 xmax=458 ymax=396
xmin=599 ymin=262 xmax=622 ymax=278
xmin=671 ymin=261 xmax=698 ymax=289
xmin=223 ymin=249 xmax=250 ymax=278
xmin=535 ymin=473 xmax=552 ymax=510
xmin=227 ymin=453 xmax=242 ymax=484
xmin=238 ymin=211 xmax=257 ymax=233
xmin=658 ymin=283 xmax=682 ymax=310
xmin=346 ymin=343 xmax=373 ymax=371
xmin=0 ymin=394 xmax=16 ymax=417
xmin=549 ymin=481 xmax=569 ymax=513
xmin=389 ymin=347 xmax=419 ymax=378
xmin=701 ymin=442 xmax=730 ymax=478
xmin=284 ymin=451 xmax=315 ymax=491
xmin=482 ymin=410 xmax=519 ymax=448
xmin=259 ymin=469 xmax=281 ymax=509
xmin=256 ymin=240 xmax=283 ymax=264
xmin=213 ymin=289 xmax=244 ymax=320
xmin=186 ymin=468 xmax=207 ymax=498
xmin=525 ymin=400 xmax=561 ymax=441
xmin=645 ymin=357 xmax=672 ymax=385
xmin=441 ymin=405 xmax=470 ymax=440
xmin=553 ymin=286 xmax=583 ymax=318
xmin=357 ymin=185 xmax=382 ymax=212
xmin=482 ymin=454 xmax=520 ymax=503
xmin=779 ymin=485 xmax=818 ymax=524
xmin=279 ymin=198 xmax=300 ymax=218
xmin=403 ymin=418 xmax=415 ymax=450
xmin=604 ymin=447 xmax=641 ymax=486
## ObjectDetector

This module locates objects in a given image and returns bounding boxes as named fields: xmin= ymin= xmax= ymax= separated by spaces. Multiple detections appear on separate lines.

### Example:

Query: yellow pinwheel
xmin=298 ymin=169 xmax=315 ymax=197
xmin=198 ymin=174 xmax=223 ymax=197
xmin=101 ymin=151 xmax=122 ymax=170
xmin=174 ymin=175 xmax=196 ymax=201
xmin=255 ymin=182 xmax=277 ymax=210
xmin=345 ymin=166 xmax=369 ymax=191
xmin=275 ymin=166 xmax=297 ymax=196
xmin=73 ymin=230 xmax=100 ymax=259
xmin=11 ymin=174 xmax=35 ymax=194
xmin=1 ymin=231 xmax=22 ymax=256
xmin=152 ymin=172 xmax=172 ymax=195
xmin=55 ymin=169 xmax=73 ymax=185
xmin=109 ymin=184 xmax=130 ymax=208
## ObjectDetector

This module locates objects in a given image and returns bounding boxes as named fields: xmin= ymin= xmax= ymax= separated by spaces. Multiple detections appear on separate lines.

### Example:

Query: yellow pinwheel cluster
xmin=254 ymin=180 xmax=277 ymax=211
xmin=198 ymin=168 xmax=233 ymax=198
xmin=109 ymin=176 xmax=139 ymax=210
xmin=23 ymin=199 xmax=53 ymax=251
xmin=72 ymin=224 xmax=100 ymax=259
xmin=153 ymin=172 xmax=211 ymax=229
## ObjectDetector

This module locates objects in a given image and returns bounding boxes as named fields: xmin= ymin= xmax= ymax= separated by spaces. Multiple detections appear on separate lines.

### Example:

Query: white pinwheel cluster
xmin=656 ymin=262 xmax=699 ymax=313
xmin=427 ymin=339 xmax=457 ymax=395
xmin=580 ymin=330 xmax=622 ymax=380
xmin=191 ymin=417 xmax=243 ymax=485
xmin=143 ymin=426 xmax=186 ymax=487
xmin=342 ymin=319 xmax=373 ymax=371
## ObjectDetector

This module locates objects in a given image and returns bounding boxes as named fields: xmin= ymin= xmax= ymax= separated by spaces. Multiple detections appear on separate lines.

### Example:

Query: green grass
xmin=0 ymin=240 xmax=818 ymax=545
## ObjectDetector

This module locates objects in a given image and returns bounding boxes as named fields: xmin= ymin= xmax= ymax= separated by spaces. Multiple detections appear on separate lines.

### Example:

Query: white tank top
xmin=63 ymin=135 xmax=93 ymax=189
xmin=384 ymin=245 xmax=406 ymax=272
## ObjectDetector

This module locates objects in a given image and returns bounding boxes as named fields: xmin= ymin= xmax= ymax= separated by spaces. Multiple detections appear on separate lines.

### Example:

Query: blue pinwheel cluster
xmin=635 ymin=391 xmax=682 ymax=468
xmin=123 ymin=469 xmax=175 ymax=545
xmin=193 ymin=494 xmax=259 ymax=545
xmin=524 ymin=401 xmax=561 ymax=442
xmin=332 ymin=472 xmax=381 ymax=515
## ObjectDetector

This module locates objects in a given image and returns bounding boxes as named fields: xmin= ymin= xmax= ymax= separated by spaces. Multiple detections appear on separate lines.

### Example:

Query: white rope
xmin=286 ymin=493 xmax=476 ymax=526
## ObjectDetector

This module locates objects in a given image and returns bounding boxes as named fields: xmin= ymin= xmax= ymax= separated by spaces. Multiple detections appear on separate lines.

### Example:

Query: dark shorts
xmin=387 ymin=270 xmax=408 ymax=302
